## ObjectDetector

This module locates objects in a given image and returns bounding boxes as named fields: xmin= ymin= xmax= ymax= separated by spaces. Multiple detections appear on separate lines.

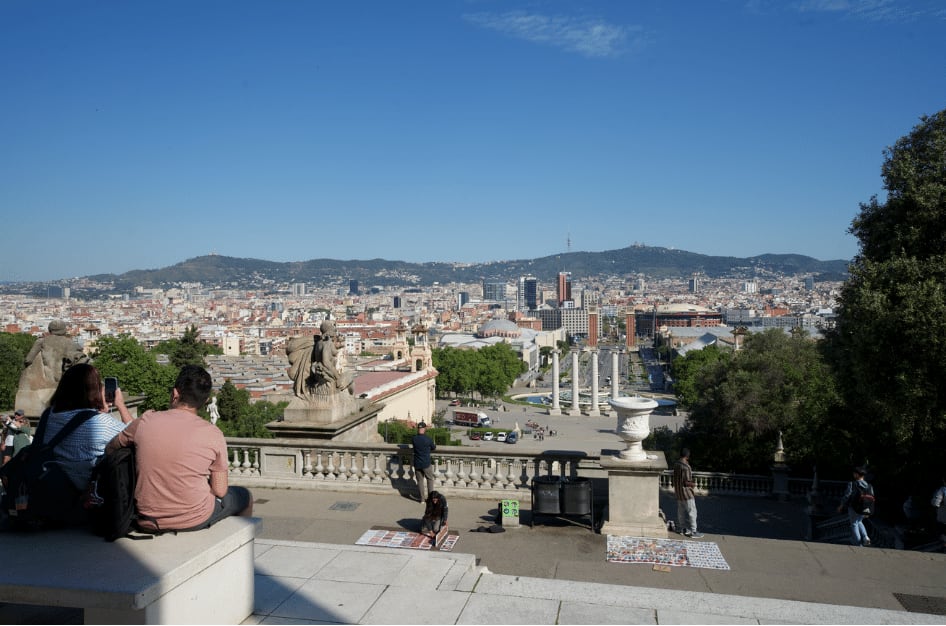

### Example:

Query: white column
xmin=568 ymin=351 xmax=581 ymax=415
xmin=549 ymin=352 xmax=561 ymax=415
xmin=588 ymin=350 xmax=600 ymax=416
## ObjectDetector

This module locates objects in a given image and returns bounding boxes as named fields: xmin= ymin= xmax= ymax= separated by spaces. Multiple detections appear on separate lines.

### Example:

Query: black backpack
xmin=850 ymin=481 xmax=876 ymax=516
xmin=85 ymin=446 xmax=158 ymax=541
xmin=0 ymin=409 xmax=98 ymax=529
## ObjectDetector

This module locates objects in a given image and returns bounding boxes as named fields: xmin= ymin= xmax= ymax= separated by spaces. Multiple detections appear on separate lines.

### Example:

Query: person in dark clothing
xmin=421 ymin=491 xmax=448 ymax=540
xmin=411 ymin=422 xmax=436 ymax=502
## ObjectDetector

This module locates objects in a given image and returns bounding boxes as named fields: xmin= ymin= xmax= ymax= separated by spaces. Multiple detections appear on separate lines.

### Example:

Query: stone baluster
xmin=492 ymin=459 xmax=505 ymax=489
xmin=361 ymin=453 xmax=372 ymax=483
xmin=302 ymin=449 xmax=313 ymax=478
xmin=325 ymin=451 xmax=337 ymax=480
xmin=372 ymin=452 xmax=385 ymax=483
xmin=241 ymin=449 xmax=251 ymax=473
xmin=455 ymin=458 xmax=468 ymax=488
xmin=314 ymin=451 xmax=325 ymax=480
xmin=251 ymin=449 xmax=260 ymax=476
xmin=338 ymin=450 xmax=351 ymax=481
xmin=468 ymin=458 xmax=482 ymax=487
xmin=519 ymin=460 xmax=531 ymax=488
xmin=442 ymin=457 xmax=455 ymax=487
xmin=230 ymin=448 xmax=241 ymax=473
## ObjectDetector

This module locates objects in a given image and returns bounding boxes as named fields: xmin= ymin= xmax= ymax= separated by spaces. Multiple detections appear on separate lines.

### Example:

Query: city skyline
xmin=2 ymin=1 xmax=945 ymax=282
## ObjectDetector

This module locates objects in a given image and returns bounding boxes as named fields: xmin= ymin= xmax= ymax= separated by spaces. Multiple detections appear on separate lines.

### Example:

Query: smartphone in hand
xmin=104 ymin=377 xmax=118 ymax=404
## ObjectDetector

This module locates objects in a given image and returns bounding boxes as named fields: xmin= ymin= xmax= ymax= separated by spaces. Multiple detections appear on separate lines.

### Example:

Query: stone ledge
xmin=0 ymin=516 xmax=260 ymax=624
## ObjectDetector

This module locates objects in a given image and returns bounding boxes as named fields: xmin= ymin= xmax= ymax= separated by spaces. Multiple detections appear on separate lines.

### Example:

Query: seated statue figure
xmin=310 ymin=320 xmax=353 ymax=396
xmin=20 ymin=320 xmax=88 ymax=391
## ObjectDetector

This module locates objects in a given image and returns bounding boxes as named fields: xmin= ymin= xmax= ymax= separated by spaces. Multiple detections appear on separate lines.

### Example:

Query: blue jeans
xmin=676 ymin=497 xmax=697 ymax=534
xmin=848 ymin=510 xmax=869 ymax=545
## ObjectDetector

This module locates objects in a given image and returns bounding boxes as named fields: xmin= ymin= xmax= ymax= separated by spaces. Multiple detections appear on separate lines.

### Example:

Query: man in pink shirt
xmin=107 ymin=365 xmax=252 ymax=531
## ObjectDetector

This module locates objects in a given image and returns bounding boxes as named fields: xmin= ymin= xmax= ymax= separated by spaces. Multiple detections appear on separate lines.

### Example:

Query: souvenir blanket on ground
xmin=355 ymin=527 xmax=460 ymax=552
xmin=606 ymin=535 xmax=731 ymax=570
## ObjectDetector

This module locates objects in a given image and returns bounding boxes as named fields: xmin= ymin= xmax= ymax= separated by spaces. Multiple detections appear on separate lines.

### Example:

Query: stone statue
xmin=286 ymin=321 xmax=353 ymax=402
xmin=15 ymin=320 xmax=89 ymax=416
xmin=208 ymin=395 xmax=220 ymax=425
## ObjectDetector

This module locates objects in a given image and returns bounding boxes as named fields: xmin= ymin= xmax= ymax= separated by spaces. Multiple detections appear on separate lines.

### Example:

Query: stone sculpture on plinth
xmin=15 ymin=320 xmax=89 ymax=417
xmin=273 ymin=320 xmax=381 ymax=442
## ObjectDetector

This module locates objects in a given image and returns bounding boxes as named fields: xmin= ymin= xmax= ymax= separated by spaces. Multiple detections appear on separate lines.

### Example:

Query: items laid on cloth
xmin=606 ymin=535 xmax=731 ymax=570
xmin=355 ymin=526 xmax=459 ymax=552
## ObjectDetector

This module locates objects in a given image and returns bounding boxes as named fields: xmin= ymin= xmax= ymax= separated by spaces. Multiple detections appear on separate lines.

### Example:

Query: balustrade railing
xmin=225 ymin=438 xmax=600 ymax=500
xmin=227 ymin=438 xmax=847 ymax=502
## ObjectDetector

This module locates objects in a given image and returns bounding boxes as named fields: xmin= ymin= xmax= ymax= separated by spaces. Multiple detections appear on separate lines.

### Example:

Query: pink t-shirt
xmin=115 ymin=408 xmax=228 ymax=530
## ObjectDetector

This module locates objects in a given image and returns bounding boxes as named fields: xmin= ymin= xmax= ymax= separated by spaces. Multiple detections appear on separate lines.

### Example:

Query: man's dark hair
xmin=680 ymin=448 xmax=691 ymax=459
xmin=174 ymin=365 xmax=213 ymax=408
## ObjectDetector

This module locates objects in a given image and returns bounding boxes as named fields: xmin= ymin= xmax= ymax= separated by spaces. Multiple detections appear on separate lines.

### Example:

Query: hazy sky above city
xmin=2 ymin=1 xmax=944 ymax=282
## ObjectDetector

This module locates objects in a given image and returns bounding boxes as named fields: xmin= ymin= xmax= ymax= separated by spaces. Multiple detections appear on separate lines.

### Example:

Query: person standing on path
xmin=837 ymin=466 xmax=873 ymax=546
xmin=673 ymin=448 xmax=703 ymax=538
xmin=411 ymin=422 xmax=436 ymax=502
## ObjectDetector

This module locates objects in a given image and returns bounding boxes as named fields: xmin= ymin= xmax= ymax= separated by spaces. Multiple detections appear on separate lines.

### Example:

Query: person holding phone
xmin=37 ymin=363 xmax=134 ymax=522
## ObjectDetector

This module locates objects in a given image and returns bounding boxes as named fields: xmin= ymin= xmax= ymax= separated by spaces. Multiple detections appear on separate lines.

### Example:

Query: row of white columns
xmin=548 ymin=349 xmax=622 ymax=417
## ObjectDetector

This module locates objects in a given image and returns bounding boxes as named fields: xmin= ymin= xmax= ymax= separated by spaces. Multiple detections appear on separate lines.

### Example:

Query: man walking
xmin=673 ymin=448 xmax=703 ymax=538
xmin=107 ymin=365 xmax=252 ymax=531
xmin=411 ymin=422 xmax=436 ymax=502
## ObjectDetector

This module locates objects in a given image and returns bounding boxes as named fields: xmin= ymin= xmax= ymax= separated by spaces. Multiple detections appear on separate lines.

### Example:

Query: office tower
xmin=688 ymin=275 xmax=700 ymax=293
xmin=349 ymin=280 xmax=359 ymax=296
xmin=804 ymin=276 xmax=815 ymax=291
xmin=518 ymin=275 xmax=538 ymax=311
xmin=457 ymin=291 xmax=470 ymax=309
xmin=291 ymin=282 xmax=306 ymax=296
xmin=393 ymin=296 xmax=401 ymax=309
xmin=557 ymin=272 xmax=572 ymax=306
xmin=483 ymin=280 xmax=506 ymax=302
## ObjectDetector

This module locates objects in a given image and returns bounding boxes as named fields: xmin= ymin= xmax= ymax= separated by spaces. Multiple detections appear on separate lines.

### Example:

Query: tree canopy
xmin=92 ymin=334 xmax=177 ymax=412
xmin=432 ymin=344 xmax=526 ymax=400
xmin=0 ymin=332 xmax=36 ymax=410
xmin=826 ymin=108 xmax=946 ymax=492
xmin=152 ymin=325 xmax=222 ymax=368
xmin=673 ymin=329 xmax=838 ymax=473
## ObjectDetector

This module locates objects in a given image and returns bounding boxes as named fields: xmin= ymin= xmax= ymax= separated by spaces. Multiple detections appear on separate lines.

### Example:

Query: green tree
xmin=92 ymin=334 xmax=177 ymax=411
xmin=477 ymin=343 xmax=526 ymax=398
xmin=671 ymin=343 xmax=731 ymax=409
xmin=826 ymin=109 xmax=946 ymax=491
xmin=153 ymin=325 xmax=222 ymax=368
xmin=0 ymin=332 xmax=36 ymax=410
xmin=677 ymin=329 xmax=838 ymax=473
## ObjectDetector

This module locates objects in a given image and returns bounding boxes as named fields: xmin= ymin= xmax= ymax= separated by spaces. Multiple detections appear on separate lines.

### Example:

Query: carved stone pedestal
xmin=599 ymin=452 xmax=669 ymax=538
xmin=268 ymin=395 xmax=384 ymax=443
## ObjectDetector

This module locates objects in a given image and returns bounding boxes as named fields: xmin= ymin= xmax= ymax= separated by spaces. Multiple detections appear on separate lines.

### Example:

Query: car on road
xmin=505 ymin=431 xmax=518 ymax=444
xmin=496 ymin=432 xmax=507 ymax=442
xmin=449 ymin=399 xmax=461 ymax=406
xmin=469 ymin=432 xmax=481 ymax=440
xmin=482 ymin=431 xmax=494 ymax=441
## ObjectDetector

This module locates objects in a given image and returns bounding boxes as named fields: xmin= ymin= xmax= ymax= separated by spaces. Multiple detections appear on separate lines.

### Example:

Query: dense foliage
xmin=825 ymin=109 xmax=946 ymax=495
xmin=152 ymin=325 xmax=222 ymax=368
xmin=672 ymin=329 xmax=839 ymax=474
xmin=212 ymin=379 xmax=279 ymax=439
xmin=92 ymin=334 xmax=177 ymax=412
xmin=432 ymin=343 xmax=526 ymax=401
xmin=0 ymin=332 xmax=36 ymax=410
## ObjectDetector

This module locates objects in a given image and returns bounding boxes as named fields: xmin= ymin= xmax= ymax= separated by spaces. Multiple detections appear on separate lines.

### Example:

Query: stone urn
xmin=609 ymin=396 xmax=658 ymax=462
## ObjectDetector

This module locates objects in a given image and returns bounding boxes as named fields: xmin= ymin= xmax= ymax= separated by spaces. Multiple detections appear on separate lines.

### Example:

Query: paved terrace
xmin=4 ymin=487 xmax=943 ymax=624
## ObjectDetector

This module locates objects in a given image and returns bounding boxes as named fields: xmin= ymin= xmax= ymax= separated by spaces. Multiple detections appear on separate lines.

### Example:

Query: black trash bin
xmin=532 ymin=476 xmax=561 ymax=514
xmin=561 ymin=477 xmax=592 ymax=515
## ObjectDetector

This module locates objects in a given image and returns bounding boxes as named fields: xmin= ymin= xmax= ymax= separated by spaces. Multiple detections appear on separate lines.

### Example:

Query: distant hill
xmin=85 ymin=245 xmax=850 ymax=291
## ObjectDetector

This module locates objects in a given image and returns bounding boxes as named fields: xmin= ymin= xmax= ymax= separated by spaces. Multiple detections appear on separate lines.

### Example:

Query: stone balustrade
xmin=226 ymin=438 xmax=844 ymax=501
xmin=225 ymin=438 xmax=602 ymax=500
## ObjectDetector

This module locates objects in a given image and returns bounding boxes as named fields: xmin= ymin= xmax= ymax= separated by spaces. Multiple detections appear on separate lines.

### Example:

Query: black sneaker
xmin=689 ymin=532 xmax=704 ymax=539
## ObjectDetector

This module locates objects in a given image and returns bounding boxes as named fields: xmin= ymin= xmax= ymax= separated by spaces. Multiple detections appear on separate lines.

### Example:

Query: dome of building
xmin=476 ymin=318 xmax=522 ymax=339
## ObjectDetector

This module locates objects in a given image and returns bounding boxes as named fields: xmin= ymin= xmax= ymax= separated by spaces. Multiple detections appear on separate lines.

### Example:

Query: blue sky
xmin=2 ymin=1 xmax=944 ymax=282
